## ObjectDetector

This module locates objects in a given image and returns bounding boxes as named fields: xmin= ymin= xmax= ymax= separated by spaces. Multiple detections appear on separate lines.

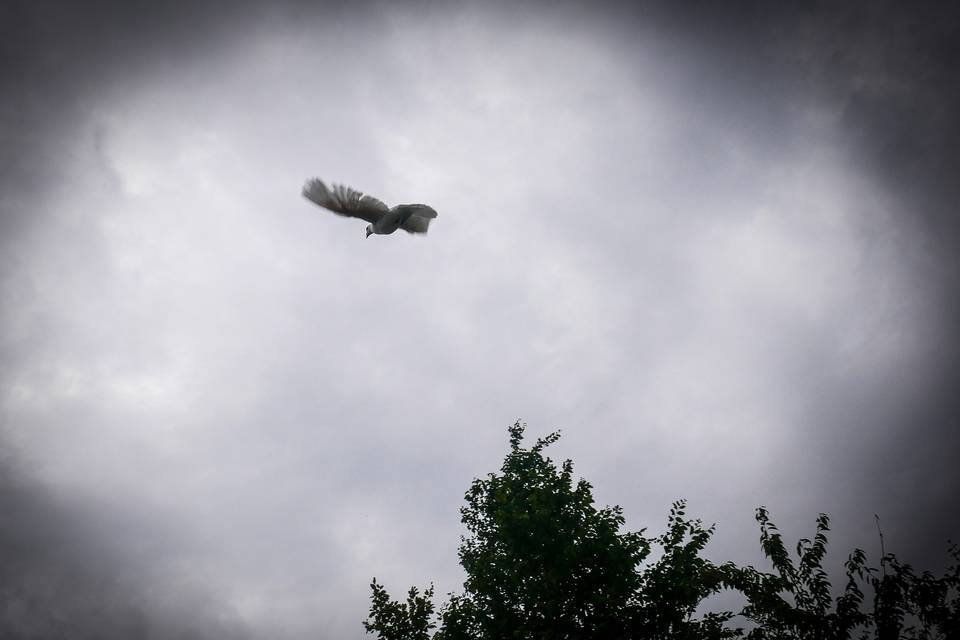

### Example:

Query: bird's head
xmin=365 ymin=225 xmax=374 ymax=239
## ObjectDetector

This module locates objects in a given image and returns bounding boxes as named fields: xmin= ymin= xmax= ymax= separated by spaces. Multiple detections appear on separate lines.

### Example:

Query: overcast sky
xmin=2 ymin=1 xmax=959 ymax=638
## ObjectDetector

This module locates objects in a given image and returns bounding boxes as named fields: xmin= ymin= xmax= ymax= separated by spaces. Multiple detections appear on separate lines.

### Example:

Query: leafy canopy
xmin=364 ymin=421 xmax=959 ymax=640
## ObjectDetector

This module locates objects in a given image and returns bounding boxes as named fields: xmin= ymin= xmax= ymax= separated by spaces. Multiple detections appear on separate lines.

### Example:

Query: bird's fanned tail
xmin=400 ymin=205 xmax=438 ymax=234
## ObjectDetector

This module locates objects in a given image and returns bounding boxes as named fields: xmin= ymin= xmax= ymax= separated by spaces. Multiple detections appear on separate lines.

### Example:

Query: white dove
xmin=302 ymin=178 xmax=438 ymax=238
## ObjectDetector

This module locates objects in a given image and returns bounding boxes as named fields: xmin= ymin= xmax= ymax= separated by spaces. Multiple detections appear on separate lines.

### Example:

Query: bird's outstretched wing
xmin=400 ymin=205 xmax=438 ymax=234
xmin=302 ymin=178 xmax=389 ymax=224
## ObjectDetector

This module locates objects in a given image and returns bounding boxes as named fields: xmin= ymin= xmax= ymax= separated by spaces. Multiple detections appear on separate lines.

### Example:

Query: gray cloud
xmin=2 ymin=1 xmax=959 ymax=638
xmin=0 ymin=457 xmax=251 ymax=639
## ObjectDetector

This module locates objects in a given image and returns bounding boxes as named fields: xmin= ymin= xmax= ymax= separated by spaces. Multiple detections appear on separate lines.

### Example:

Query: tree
xmin=363 ymin=581 xmax=436 ymax=640
xmin=442 ymin=423 xmax=648 ymax=639
xmin=364 ymin=421 xmax=958 ymax=639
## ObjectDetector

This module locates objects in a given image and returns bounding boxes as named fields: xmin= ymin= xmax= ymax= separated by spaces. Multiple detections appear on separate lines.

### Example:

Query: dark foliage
xmin=364 ymin=422 xmax=958 ymax=639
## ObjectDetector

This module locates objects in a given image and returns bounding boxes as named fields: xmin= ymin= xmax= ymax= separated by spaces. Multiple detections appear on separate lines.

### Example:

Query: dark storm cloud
xmin=568 ymin=0 xmax=960 ymax=569
xmin=3 ymin=1 xmax=960 ymax=639
xmin=0 ymin=460 xmax=251 ymax=639
xmin=742 ymin=1 xmax=960 ymax=567
xmin=0 ymin=4 xmax=339 ymax=638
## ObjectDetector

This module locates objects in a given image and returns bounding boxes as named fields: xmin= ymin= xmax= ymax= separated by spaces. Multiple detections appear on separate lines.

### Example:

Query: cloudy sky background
xmin=2 ymin=1 xmax=959 ymax=638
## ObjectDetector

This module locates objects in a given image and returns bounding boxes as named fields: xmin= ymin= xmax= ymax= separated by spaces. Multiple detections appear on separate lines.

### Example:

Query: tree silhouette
xmin=443 ymin=424 xmax=647 ymax=639
xmin=364 ymin=421 xmax=958 ymax=639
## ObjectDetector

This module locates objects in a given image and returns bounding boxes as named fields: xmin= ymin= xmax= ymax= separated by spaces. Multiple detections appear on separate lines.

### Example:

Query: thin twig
xmin=874 ymin=514 xmax=886 ymax=578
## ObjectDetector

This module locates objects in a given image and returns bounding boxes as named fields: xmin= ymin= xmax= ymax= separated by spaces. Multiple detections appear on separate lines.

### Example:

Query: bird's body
xmin=302 ymin=178 xmax=438 ymax=238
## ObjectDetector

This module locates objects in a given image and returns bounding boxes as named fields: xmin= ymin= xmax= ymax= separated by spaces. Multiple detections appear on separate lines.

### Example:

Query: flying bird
xmin=302 ymin=178 xmax=438 ymax=238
